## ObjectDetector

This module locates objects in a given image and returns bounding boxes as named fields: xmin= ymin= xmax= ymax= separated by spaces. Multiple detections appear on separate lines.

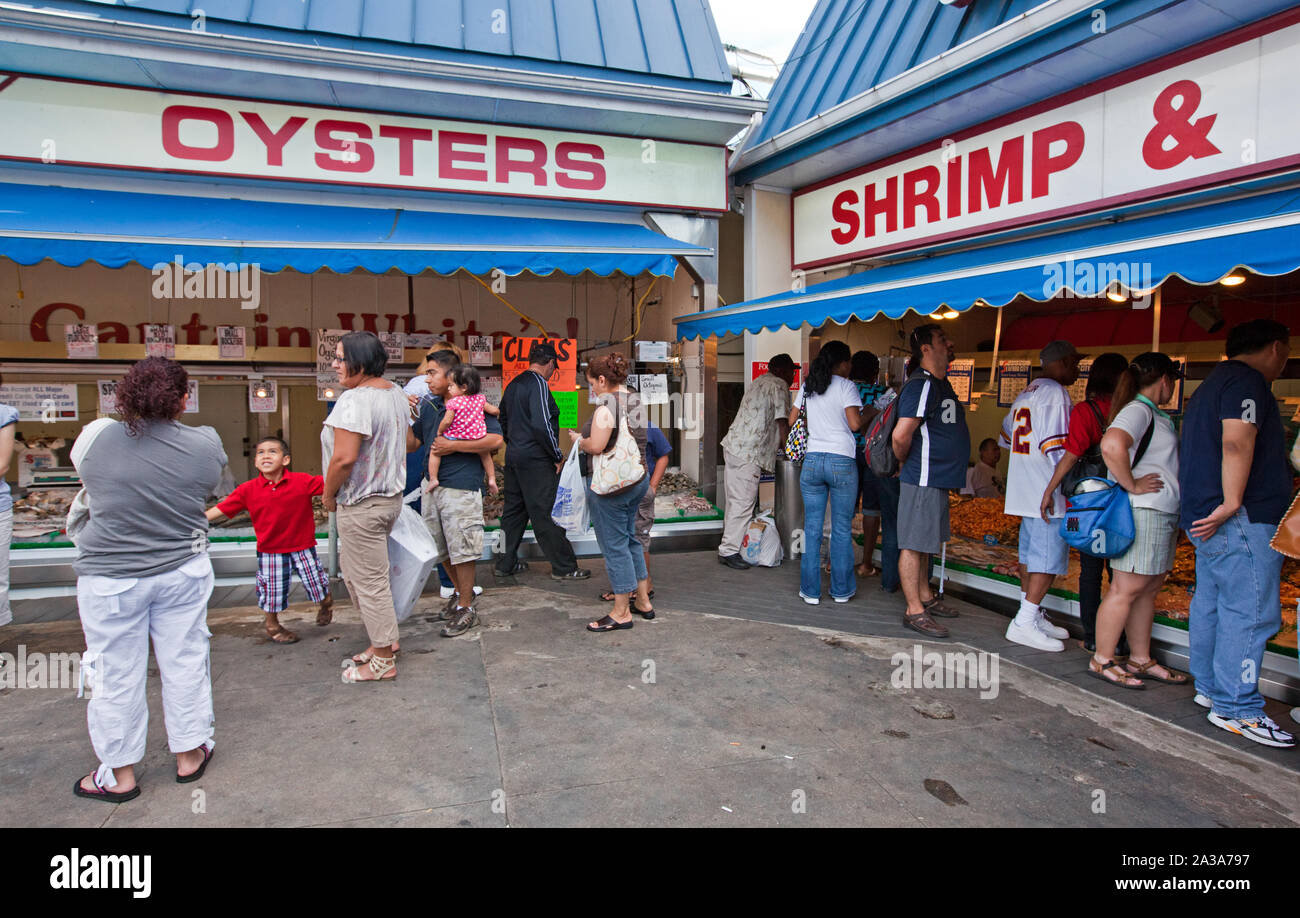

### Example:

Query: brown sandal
xmin=1087 ymin=657 xmax=1144 ymax=690
xmin=315 ymin=596 xmax=334 ymax=626
xmin=923 ymin=596 xmax=959 ymax=619
xmin=855 ymin=563 xmax=878 ymax=577
xmin=903 ymin=611 xmax=949 ymax=638
xmin=265 ymin=624 xmax=299 ymax=644
xmin=1124 ymin=658 xmax=1188 ymax=685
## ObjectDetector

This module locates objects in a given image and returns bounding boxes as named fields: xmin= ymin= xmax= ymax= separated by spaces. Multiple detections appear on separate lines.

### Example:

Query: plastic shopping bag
xmin=551 ymin=441 xmax=590 ymax=535
xmin=740 ymin=511 xmax=784 ymax=567
xmin=388 ymin=494 xmax=438 ymax=622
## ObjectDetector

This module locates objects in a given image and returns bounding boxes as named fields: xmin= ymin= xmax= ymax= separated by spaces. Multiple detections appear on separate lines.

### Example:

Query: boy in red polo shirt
xmin=205 ymin=437 xmax=332 ymax=644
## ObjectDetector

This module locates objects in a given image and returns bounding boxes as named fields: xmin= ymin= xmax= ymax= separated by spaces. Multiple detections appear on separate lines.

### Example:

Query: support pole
xmin=328 ymin=511 xmax=338 ymax=581
xmin=1152 ymin=286 xmax=1162 ymax=352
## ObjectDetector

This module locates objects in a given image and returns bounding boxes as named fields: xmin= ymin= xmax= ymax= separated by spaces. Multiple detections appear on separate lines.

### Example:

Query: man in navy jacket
xmin=495 ymin=342 xmax=588 ymax=580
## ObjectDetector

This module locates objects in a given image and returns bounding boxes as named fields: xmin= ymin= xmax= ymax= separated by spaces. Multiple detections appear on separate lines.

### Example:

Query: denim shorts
xmin=1018 ymin=516 xmax=1069 ymax=575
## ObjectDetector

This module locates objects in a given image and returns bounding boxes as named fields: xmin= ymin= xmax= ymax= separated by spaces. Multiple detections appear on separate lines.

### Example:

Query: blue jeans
xmin=876 ymin=474 xmax=901 ymax=593
xmin=799 ymin=452 xmax=858 ymax=600
xmin=587 ymin=476 xmax=650 ymax=594
xmin=1186 ymin=509 xmax=1283 ymax=720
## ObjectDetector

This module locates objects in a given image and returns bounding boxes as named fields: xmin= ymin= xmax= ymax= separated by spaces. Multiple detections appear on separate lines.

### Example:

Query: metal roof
xmin=53 ymin=0 xmax=734 ymax=89
xmin=747 ymin=0 xmax=1045 ymax=148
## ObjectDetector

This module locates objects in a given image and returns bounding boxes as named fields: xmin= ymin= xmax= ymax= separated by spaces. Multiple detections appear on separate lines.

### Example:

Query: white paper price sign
xmin=379 ymin=333 xmax=405 ymax=363
xmin=469 ymin=335 xmax=494 ymax=366
xmin=185 ymin=380 xmax=199 ymax=413
xmin=144 ymin=324 xmax=175 ymax=358
xmin=66 ymin=324 xmax=98 ymax=359
xmin=636 ymin=341 xmax=670 ymax=362
xmin=638 ymin=374 xmax=669 ymax=405
xmin=248 ymin=379 xmax=277 ymax=412
xmin=217 ymin=326 xmax=247 ymax=359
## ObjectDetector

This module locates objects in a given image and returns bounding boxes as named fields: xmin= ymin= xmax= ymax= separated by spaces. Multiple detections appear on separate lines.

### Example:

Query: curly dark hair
xmin=115 ymin=357 xmax=189 ymax=435
xmin=587 ymin=352 xmax=630 ymax=384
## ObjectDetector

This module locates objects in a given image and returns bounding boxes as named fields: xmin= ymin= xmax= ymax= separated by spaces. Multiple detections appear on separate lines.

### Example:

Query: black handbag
xmin=1062 ymin=400 xmax=1108 ymax=496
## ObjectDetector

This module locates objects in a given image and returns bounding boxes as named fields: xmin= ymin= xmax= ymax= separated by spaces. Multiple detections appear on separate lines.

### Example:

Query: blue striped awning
xmin=675 ymin=183 xmax=1300 ymax=339
xmin=0 ymin=182 xmax=705 ymax=277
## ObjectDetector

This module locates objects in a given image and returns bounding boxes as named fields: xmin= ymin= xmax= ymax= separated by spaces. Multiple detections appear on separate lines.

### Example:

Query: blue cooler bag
xmin=1058 ymin=478 xmax=1135 ymax=558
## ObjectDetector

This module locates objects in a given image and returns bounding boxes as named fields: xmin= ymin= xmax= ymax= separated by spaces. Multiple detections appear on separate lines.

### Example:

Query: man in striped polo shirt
xmin=998 ymin=340 xmax=1082 ymax=651
xmin=892 ymin=324 xmax=970 ymax=638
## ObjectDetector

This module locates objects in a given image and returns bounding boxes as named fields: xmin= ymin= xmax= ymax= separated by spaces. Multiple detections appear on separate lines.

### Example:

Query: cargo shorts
xmin=422 ymin=485 xmax=484 ymax=566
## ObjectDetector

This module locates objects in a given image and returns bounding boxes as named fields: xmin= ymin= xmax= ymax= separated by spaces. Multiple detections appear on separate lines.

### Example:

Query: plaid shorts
xmin=257 ymin=548 xmax=330 ymax=613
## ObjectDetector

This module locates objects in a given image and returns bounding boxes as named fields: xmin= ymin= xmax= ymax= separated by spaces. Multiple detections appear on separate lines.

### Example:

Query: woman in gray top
xmin=70 ymin=357 xmax=226 ymax=803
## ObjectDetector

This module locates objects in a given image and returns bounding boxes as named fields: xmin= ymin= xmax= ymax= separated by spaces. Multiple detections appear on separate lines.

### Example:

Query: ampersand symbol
xmin=1141 ymin=79 xmax=1221 ymax=170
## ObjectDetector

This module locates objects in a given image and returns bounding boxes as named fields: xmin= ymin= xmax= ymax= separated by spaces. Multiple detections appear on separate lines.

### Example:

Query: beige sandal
xmin=341 ymin=652 xmax=396 ymax=683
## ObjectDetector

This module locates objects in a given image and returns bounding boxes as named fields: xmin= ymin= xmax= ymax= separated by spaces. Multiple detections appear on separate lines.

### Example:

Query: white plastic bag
xmin=740 ymin=511 xmax=784 ymax=567
xmin=387 ymin=496 xmax=437 ymax=622
xmin=551 ymin=441 xmax=590 ymax=535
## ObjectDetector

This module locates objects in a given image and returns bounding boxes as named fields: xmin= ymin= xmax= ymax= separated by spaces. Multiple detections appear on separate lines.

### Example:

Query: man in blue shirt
xmin=1179 ymin=319 xmax=1294 ymax=748
xmin=410 ymin=350 xmax=504 ymax=638
xmin=891 ymin=324 xmax=969 ymax=639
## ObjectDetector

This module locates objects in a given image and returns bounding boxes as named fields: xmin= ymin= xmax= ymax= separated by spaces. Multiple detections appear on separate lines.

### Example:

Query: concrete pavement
xmin=2 ymin=568 xmax=1297 ymax=827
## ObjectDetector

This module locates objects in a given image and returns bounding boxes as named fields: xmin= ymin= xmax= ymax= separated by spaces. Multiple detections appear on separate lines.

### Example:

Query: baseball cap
xmin=528 ymin=342 xmax=559 ymax=364
xmin=1039 ymin=340 xmax=1082 ymax=367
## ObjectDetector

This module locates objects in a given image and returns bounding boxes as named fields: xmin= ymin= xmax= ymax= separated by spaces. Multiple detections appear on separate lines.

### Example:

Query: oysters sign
xmin=0 ymin=76 xmax=726 ymax=211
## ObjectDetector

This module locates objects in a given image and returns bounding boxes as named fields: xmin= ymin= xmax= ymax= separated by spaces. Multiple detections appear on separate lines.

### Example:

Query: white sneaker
xmin=1036 ymin=612 xmax=1069 ymax=640
xmin=1005 ymin=617 xmax=1065 ymax=652
xmin=1193 ymin=693 xmax=1212 ymax=709
xmin=1207 ymin=712 xmax=1296 ymax=748
xmin=440 ymin=585 xmax=455 ymax=599
xmin=799 ymin=592 xmax=820 ymax=606
xmin=833 ymin=593 xmax=856 ymax=604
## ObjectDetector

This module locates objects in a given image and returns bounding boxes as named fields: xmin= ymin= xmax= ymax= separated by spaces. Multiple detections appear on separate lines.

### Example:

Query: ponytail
xmin=1108 ymin=351 xmax=1179 ymax=423
xmin=803 ymin=340 xmax=851 ymax=397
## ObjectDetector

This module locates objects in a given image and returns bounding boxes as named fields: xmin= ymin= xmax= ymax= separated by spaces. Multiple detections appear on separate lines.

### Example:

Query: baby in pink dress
xmin=428 ymin=364 xmax=499 ymax=493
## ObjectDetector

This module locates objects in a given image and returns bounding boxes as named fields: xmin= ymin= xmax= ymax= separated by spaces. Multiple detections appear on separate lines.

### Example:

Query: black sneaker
xmin=440 ymin=608 xmax=479 ymax=637
xmin=494 ymin=561 xmax=528 ymax=577
xmin=718 ymin=553 xmax=752 ymax=570
xmin=550 ymin=568 xmax=591 ymax=581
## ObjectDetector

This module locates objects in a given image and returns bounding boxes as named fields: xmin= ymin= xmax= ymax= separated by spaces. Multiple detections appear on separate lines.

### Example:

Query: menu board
xmin=997 ymin=361 xmax=1031 ymax=408
xmin=1067 ymin=358 xmax=1093 ymax=403
xmin=947 ymin=359 xmax=974 ymax=406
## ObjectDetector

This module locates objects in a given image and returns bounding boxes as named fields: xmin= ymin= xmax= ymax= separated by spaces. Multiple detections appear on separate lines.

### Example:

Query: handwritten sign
xmin=502 ymin=337 xmax=577 ymax=390
xmin=316 ymin=329 xmax=345 ymax=400
xmin=217 ymin=326 xmax=246 ymax=359
xmin=0 ymin=384 xmax=78 ymax=422
xmin=144 ymin=324 xmax=175 ymax=358
xmin=248 ymin=379 xmax=277 ymax=412
xmin=481 ymin=374 xmax=503 ymax=408
xmin=637 ymin=374 xmax=669 ymax=405
xmin=469 ymin=335 xmax=494 ymax=366
xmin=65 ymin=324 xmax=98 ymax=358
xmin=379 ymin=332 xmax=405 ymax=364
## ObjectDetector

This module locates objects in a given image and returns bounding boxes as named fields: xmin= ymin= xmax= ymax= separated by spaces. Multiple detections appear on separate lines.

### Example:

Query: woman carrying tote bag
xmin=1089 ymin=352 xmax=1189 ymax=689
xmin=570 ymin=352 xmax=651 ymax=633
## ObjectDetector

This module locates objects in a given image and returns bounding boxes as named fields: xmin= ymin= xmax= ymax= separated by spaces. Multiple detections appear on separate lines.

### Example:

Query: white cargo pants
xmin=77 ymin=553 xmax=215 ymax=787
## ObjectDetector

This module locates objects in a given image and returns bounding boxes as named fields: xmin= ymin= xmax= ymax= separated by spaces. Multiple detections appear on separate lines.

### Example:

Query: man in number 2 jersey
xmin=999 ymin=340 xmax=1083 ymax=651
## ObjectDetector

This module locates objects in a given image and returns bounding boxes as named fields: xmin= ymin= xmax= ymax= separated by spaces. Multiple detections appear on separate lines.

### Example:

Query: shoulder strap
xmin=1132 ymin=407 xmax=1156 ymax=467
xmin=1086 ymin=399 xmax=1104 ymax=427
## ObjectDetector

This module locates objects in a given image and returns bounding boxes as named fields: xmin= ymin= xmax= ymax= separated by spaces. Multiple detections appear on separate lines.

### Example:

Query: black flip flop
xmin=631 ymin=604 xmax=656 ymax=620
xmin=587 ymin=615 xmax=634 ymax=633
xmin=177 ymin=744 xmax=214 ymax=784
xmin=73 ymin=775 xmax=141 ymax=804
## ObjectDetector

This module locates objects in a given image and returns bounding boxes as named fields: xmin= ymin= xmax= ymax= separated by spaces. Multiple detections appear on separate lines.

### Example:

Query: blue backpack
xmin=1057 ymin=417 xmax=1154 ymax=558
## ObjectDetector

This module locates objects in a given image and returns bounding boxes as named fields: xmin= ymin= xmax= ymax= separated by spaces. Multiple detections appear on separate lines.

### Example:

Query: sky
xmin=707 ymin=0 xmax=821 ymax=66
